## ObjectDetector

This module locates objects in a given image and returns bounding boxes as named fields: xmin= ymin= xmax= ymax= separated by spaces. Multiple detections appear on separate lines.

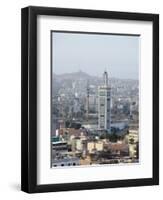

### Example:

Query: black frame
xmin=21 ymin=6 xmax=159 ymax=193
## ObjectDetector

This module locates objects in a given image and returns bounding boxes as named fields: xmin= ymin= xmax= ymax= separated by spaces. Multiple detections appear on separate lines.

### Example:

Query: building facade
xmin=98 ymin=71 xmax=111 ymax=131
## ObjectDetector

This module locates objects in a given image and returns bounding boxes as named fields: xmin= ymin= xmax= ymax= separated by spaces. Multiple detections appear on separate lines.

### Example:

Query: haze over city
xmin=52 ymin=32 xmax=140 ymax=79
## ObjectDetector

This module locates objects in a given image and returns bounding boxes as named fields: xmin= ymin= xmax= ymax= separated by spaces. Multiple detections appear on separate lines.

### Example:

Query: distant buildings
xmin=98 ymin=71 xmax=111 ymax=131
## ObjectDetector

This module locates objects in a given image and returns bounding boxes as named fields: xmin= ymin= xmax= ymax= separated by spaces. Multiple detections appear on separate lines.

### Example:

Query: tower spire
xmin=103 ymin=70 xmax=108 ymax=86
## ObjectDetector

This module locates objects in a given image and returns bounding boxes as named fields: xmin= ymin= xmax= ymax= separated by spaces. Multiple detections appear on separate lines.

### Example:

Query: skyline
xmin=53 ymin=69 xmax=139 ymax=81
xmin=52 ymin=32 xmax=140 ymax=80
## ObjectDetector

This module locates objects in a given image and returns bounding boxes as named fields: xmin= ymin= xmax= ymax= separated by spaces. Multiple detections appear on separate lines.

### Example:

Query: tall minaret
xmin=98 ymin=70 xmax=111 ymax=131
xmin=86 ymin=80 xmax=90 ymax=121
xmin=103 ymin=70 xmax=109 ymax=86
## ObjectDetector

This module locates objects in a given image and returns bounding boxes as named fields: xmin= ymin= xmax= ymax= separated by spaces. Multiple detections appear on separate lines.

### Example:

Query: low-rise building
xmin=52 ymin=157 xmax=80 ymax=167
xmin=107 ymin=142 xmax=129 ymax=157
xmin=87 ymin=141 xmax=104 ymax=153
xmin=125 ymin=130 xmax=139 ymax=159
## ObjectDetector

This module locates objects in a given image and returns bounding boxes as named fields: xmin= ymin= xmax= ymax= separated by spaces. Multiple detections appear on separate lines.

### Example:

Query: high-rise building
xmin=98 ymin=70 xmax=111 ymax=131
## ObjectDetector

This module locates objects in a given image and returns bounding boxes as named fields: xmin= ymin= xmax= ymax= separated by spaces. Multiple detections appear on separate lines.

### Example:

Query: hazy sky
xmin=52 ymin=32 xmax=140 ymax=79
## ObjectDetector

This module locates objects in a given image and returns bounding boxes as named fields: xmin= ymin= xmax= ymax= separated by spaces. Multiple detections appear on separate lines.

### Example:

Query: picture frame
xmin=21 ymin=6 xmax=159 ymax=193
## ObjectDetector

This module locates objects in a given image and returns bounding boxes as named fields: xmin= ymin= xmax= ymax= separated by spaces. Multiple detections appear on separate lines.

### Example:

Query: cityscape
xmin=51 ymin=32 xmax=139 ymax=168
xmin=51 ymin=70 xmax=139 ymax=167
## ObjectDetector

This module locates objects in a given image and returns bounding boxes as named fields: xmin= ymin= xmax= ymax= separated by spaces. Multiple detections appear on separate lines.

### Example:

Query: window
xmin=99 ymin=91 xmax=105 ymax=96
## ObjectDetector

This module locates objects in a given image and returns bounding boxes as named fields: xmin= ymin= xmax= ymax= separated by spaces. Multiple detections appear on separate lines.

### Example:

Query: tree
xmin=109 ymin=133 xmax=119 ymax=142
